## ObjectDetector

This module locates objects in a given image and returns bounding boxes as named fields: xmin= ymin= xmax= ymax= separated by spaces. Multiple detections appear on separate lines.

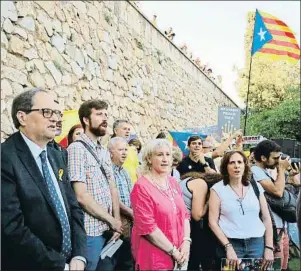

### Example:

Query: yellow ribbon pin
xmin=58 ymin=169 xmax=64 ymax=181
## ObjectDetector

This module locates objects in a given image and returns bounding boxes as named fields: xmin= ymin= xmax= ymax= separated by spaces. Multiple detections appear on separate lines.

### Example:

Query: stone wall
xmin=1 ymin=1 xmax=238 ymax=142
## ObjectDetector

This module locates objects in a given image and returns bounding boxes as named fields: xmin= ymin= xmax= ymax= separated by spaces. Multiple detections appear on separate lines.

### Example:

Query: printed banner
xmin=218 ymin=107 xmax=241 ymax=138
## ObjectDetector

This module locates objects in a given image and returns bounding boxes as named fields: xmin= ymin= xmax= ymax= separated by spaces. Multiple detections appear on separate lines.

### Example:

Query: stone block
xmin=13 ymin=26 xmax=28 ymax=40
xmin=45 ymin=73 xmax=57 ymax=88
xmin=18 ymin=16 xmax=35 ymax=32
xmin=33 ymin=59 xmax=46 ymax=74
xmin=51 ymin=34 xmax=66 ymax=53
xmin=52 ymin=19 xmax=62 ymax=33
xmin=1 ymin=1 xmax=18 ymax=22
xmin=35 ymin=1 xmax=56 ymax=18
xmin=1 ymin=79 xmax=13 ymax=98
xmin=29 ymin=71 xmax=45 ymax=88
xmin=37 ymin=11 xmax=53 ymax=36
xmin=70 ymin=61 xmax=83 ymax=79
xmin=1 ymin=48 xmax=7 ymax=63
xmin=72 ymin=1 xmax=87 ymax=14
xmin=45 ymin=61 xmax=62 ymax=85
xmin=108 ymin=56 xmax=117 ymax=70
xmin=1 ymin=32 xmax=8 ymax=49
xmin=24 ymin=48 xmax=39 ymax=60
xmin=1 ymin=66 xmax=27 ymax=85
xmin=3 ymin=18 xmax=14 ymax=33
xmin=9 ymin=36 xmax=24 ymax=55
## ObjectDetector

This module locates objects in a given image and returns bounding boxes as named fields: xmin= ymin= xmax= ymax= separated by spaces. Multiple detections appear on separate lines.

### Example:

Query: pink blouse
xmin=130 ymin=176 xmax=190 ymax=270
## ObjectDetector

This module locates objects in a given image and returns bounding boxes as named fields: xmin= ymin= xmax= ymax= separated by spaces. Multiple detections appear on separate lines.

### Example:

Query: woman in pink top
xmin=131 ymin=139 xmax=191 ymax=270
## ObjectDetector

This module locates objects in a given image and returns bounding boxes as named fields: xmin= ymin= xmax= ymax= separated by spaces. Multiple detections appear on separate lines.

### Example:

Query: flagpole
xmin=243 ymin=10 xmax=257 ymax=136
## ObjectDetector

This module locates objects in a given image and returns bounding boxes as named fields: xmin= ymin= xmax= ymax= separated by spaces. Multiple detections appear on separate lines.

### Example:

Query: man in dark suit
xmin=1 ymin=88 xmax=87 ymax=270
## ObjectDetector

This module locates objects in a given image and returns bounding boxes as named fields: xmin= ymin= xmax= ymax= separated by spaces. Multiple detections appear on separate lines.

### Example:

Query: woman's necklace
xmin=149 ymin=175 xmax=177 ymax=211
xmin=229 ymin=184 xmax=245 ymax=215
xmin=229 ymin=184 xmax=244 ymax=199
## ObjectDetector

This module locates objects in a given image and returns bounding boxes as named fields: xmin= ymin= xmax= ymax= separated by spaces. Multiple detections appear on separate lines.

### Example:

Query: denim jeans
xmin=217 ymin=237 xmax=264 ymax=260
xmin=86 ymin=235 xmax=106 ymax=271
xmin=229 ymin=237 xmax=264 ymax=258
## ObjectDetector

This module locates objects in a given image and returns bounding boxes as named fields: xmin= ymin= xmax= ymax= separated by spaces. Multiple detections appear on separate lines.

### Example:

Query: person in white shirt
xmin=209 ymin=150 xmax=274 ymax=270
xmin=251 ymin=140 xmax=291 ymax=270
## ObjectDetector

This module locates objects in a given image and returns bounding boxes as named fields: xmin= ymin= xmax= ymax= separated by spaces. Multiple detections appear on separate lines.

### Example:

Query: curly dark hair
xmin=78 ymin=100 xmax=108 ymax=130
xmin=220 ymin=151 xmax=251 ymax=186
xmin=254 ymin=139 xmax=281 ymax=162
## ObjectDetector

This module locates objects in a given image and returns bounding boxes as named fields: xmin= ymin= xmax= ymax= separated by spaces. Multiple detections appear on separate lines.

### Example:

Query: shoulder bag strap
xmin=250 ymin=177 xmax=280 ymax=251
xmin=77 ymin=140 xmax=109 ymax=182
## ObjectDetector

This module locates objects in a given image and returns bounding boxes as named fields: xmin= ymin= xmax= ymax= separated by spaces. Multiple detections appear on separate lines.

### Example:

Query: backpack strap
xmin=77 ymin=140 xmax=109 ymax=183
xmin=250 ymin=178 xmax=281 ymax=252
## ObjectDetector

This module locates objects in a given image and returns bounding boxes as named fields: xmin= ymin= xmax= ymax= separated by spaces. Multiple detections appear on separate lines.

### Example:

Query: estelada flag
xmin=55 ymin=109 xmax=80 ymax=148
xmin=169 ymin=131 xmax=207 ymax=156
xmin=251 ymin=9 xmax=300 ymax=64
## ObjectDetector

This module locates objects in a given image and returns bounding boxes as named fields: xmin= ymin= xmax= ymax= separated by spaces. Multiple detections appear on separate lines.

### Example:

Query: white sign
xmin=242 ymin=135 xmax=266 ymax=145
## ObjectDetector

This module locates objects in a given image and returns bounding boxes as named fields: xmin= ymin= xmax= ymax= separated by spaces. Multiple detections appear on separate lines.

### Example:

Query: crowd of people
xmin=2 ymin=88 xmax=300 ymax=271
xmin=131 ymin=1 xmax=221 ymax=85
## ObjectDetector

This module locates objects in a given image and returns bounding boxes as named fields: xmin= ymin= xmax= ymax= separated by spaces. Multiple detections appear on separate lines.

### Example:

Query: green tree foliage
xmin=235 ymin=12 xmax=300 ymax=111
xmin=244 ymin=87 xmax=300 ymax=141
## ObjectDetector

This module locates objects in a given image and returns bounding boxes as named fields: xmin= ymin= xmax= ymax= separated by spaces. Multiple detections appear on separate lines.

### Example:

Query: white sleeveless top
xmin=211 ymin=180 xmax=266 ymax=239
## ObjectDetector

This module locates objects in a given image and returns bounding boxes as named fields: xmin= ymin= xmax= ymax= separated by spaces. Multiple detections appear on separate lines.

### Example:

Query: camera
xmin=291 ymin=158 xmax=301 ymax=169
xmin=281 ymin=153 xmax=289 ymax=160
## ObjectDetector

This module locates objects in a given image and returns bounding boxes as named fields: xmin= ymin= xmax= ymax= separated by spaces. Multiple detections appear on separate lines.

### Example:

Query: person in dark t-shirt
xmin=177 ymin=135 xmax=216 ymax=176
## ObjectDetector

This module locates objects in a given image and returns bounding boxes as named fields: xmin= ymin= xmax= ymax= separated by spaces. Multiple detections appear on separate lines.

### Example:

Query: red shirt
xmin=131 ymin=176 xmax=190 ymax=270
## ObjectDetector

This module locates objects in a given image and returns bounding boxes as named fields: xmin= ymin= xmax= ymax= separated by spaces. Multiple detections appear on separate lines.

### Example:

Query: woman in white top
xmin=209 ymin=150 xmax=274 ymax=270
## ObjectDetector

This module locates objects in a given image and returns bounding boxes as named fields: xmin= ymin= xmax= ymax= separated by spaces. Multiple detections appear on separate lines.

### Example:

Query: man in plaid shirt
xmin=108 ymin=137 xmax=134 ymax=270
xmin=68 ymin=100 xmax=123 ymax=271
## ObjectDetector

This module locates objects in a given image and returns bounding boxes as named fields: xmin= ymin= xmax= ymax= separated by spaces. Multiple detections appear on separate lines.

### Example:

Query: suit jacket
xmin=1 ymin=132 xmax=87 ymax=270
xmin=47 ymin=139 xmax=68 ymax=166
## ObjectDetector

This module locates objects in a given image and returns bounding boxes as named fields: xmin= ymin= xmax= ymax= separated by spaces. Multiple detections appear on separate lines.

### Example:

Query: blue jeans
xmin=229 ymin=237 xmax=264 ymax=258
xmin=86 ymin=235 xmax=106 ymax=271
xmin=216 ymin=237 xmax=264 ymax=260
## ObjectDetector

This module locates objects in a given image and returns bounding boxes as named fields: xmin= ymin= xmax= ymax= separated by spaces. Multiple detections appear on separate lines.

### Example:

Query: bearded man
xmin=67 ymin=100 xmax=123 ymax=271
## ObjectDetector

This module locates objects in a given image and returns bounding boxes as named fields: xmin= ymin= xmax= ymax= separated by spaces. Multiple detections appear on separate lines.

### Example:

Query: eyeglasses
xmin=237 ymin=199 xmax=245 ymax=215
xmin=22 ymin=108 xmax=63 ymax=119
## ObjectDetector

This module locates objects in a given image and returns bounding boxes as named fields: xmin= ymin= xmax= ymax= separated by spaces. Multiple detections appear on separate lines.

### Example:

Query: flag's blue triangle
xmin=169 ymin=131 xmax=207 ymax=156
xmin=251 ymin=9 xmax=273 ymax=55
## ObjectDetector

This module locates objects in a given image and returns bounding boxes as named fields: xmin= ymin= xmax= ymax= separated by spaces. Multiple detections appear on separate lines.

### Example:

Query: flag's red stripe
xmin=269 ymin=29 xmax=295 ymax=39
xmin=262 ymin=17 xmax=287 ymax=27
xmin=258 ymin=48 xmax=300 ymax=59
xmin=269 ymin=39 xmax=300 ymax=50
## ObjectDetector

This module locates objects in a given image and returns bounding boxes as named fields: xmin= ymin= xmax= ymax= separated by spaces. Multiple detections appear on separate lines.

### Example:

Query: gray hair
xmin=141 ymin=139 xmax=172 ymax=175
xmin=11 ymin=88 xmax=48 ymax=129
xmin=113 ymin=119 xmax=130 ymax=132
xmin=108 ymin=137 xmax=128 ymax=151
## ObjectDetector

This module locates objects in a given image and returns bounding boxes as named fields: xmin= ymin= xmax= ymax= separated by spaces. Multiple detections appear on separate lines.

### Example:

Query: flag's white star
xmin=183 ymin=140 xmax=188 ymax=149
xmin=258 ymin=28 xmax=267 ymax=41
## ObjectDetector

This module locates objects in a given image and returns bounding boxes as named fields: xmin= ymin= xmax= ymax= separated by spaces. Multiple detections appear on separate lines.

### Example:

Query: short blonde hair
xmin=141 ymin=139 xmax=172 ymax=175
xmin=172 ymin=146 xmax=182 ymax=164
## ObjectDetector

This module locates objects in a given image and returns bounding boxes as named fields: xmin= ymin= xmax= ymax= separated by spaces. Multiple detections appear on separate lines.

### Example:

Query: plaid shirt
xmin=67 ymin=133 xmax=114 ymax=236
xmin=112 ymin=164 xmax=133 ymax=208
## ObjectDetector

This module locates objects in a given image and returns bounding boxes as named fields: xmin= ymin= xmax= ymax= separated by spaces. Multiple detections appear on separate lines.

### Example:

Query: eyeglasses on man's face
xmin=22 ymin=108 xmax=63 ymax=119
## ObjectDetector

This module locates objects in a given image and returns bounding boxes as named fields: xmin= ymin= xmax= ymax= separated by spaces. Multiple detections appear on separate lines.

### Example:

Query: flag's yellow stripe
xmin=265 ymin=23 xmax=292 ymax=33
xmin=272 ymin=35 xmax=299 ymax=45
xmin=259 ymin=11 xmax=278 ymax=20
xmin=263 ymin=43 xmax=300 ymax=55
xmin=255 ymin=52 xmax=300 ymax=64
